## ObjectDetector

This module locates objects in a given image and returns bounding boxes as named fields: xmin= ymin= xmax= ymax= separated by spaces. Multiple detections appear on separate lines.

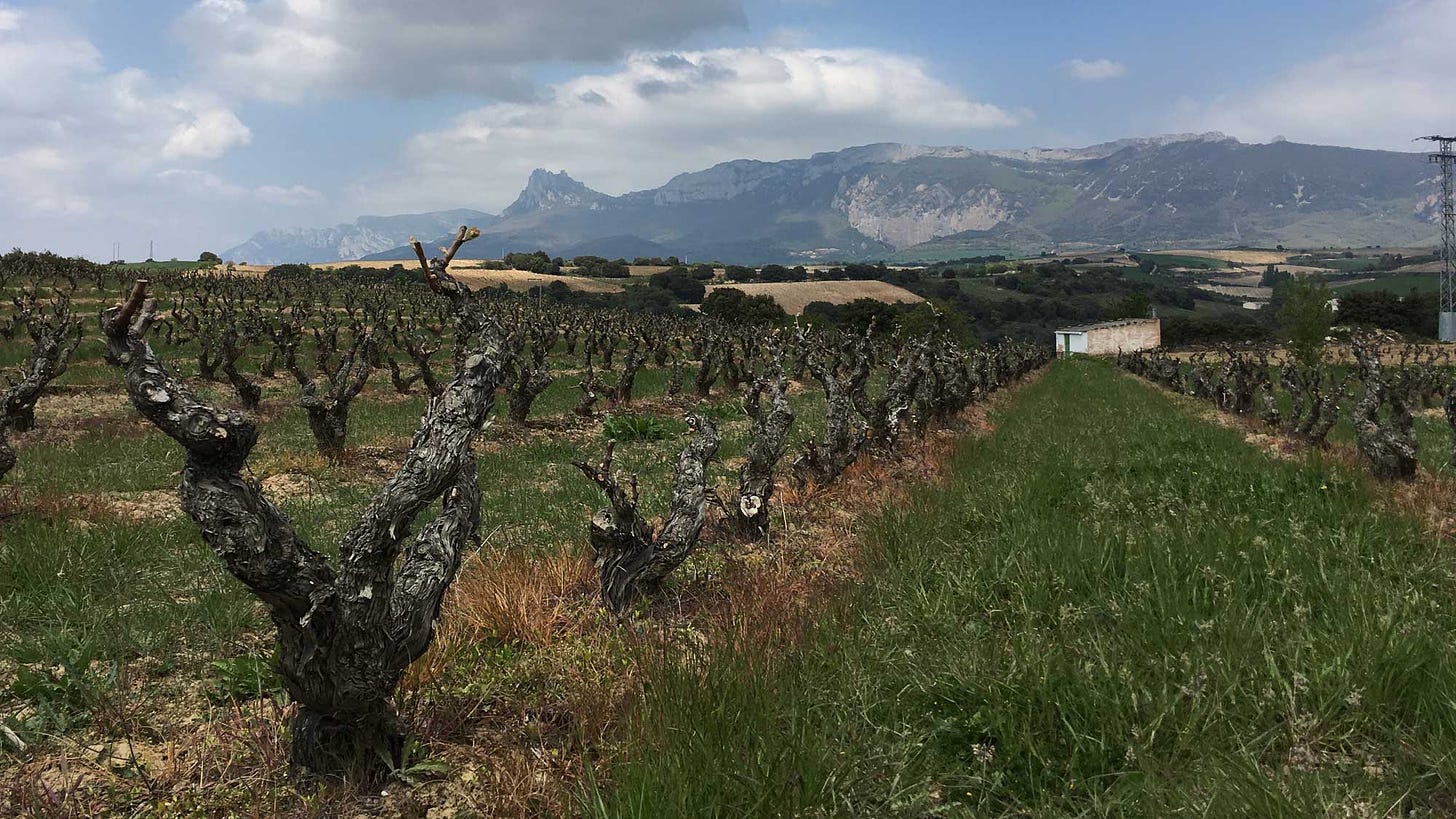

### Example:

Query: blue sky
xmin=1 ymin=0 xmax=1450 ymax=259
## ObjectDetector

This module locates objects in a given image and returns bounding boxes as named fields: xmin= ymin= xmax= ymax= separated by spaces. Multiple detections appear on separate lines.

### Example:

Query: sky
xmin=2 ymin=0 xmax=1453 ymax=260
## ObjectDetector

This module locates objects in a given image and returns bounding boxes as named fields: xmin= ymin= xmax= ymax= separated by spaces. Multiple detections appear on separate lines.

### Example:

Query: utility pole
xmin=1420 ymin=136 xmax=1456 ymax=341
xmin=149 ymin=240 xmax=155 ymax=262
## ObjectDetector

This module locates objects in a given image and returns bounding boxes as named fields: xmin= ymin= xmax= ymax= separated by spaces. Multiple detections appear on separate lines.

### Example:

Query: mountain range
xmin=223 ymin=134 xmax=1442 ymax=265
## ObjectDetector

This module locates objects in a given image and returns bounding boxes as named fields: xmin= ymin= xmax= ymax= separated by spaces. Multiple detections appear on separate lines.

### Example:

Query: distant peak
xmin=527 ymin=168 xmax=576 ymax=185
xmin=503 ymin=169 xmax=604 ymax=217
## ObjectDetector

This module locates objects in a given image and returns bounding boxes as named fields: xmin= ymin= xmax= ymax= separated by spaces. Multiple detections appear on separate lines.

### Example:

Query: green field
xmin=110 ymin=260 xmax=219 ymax=272
xmin=593 ymin=359 xmax=1456 ymax=816
xmin=1335 ymin=272 xmax=1441 ymax=294
xmin=1136 ymin=253 xmax=1231 ymax=270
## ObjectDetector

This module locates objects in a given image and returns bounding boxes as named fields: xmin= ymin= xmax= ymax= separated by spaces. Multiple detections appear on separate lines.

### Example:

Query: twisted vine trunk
xmin=855 ymin=339 xmax=925 ymax=453
xmin=609 ymin=337 xmax=646 ymax=407
xmin=291 ymin=336 xmax=372 ymax=461
xmin=1445 ymin=375 xmax=1456 ymax=470
xmin=504 ymin=324 xmax=556 ymax=425
xmin=101 ymin=232 xmax=500 ymax=781
xmin=573 ymin=415 xmax=720 ymax=614
xmin=220 ymin=329 xmax=262 ymax=410
xmin=1350 ymin=336 xmax=1418 ymax=481
xmin=732 ymin=367 xmax=794 ymax=540
xmin=792 ymin=331 xmax=871 ymax=488
xmin=3 ymin=295 xmax=81 ymax=434
xmin=576 ymin=348 xmax=601 ymax=418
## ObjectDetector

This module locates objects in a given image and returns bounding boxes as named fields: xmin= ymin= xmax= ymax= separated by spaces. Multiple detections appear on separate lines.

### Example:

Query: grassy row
xmin=590 ymin=358 xmax=1456 ymax=816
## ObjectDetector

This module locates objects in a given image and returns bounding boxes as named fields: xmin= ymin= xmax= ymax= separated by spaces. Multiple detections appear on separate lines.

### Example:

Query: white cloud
xmin=255 ymin=184 xmax=325 ymax=205
xmin=155 ymin=170 xmax=322 ymax=206
xmin=175 ymin=0 xmax=746 ymax=102
xmin=1178 ymin=0 xmax=1456 ymax=150
xmin=0 ymin=6 xmax=321 ymax=259
xmin=1065 ymin=58 xmax=1126 ymax=82
xmin=163 ymin=108 xmax=253 ymax=159
xmin=355 ymin=46 xmax=1021 ymax=213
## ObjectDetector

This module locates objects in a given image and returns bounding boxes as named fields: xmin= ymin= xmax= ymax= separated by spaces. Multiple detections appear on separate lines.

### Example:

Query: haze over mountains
xmin=223 ymin=134 xmax=1441 ymax=266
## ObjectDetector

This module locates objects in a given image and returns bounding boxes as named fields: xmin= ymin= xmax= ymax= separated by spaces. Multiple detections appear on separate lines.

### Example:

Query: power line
xmin=1420 ymin=135 xmax=1456 ymax=341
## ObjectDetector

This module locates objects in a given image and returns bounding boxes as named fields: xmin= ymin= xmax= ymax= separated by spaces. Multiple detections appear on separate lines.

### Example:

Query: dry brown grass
xmin=704 ymin=281 xmax=924 ymax=315
xmin=443 ymin=550 xmax=598 ymax=649
xmin=451 ymin=270 xmax=623 ymax=294
xmin=1163 ymin=248 xmax=1291 ymax=266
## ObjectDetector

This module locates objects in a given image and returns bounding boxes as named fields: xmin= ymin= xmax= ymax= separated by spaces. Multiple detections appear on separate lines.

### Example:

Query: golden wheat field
xmin=223 ymin=262 xmax=624 ymax=293
xmin=703 ymin=280 xmax=924 ymax=314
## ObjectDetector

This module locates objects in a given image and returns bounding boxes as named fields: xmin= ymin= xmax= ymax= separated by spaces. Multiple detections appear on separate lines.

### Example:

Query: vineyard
xmin=0 ymin=238 xmax=1045 ymax=815
xmin=7 ymin=233 xmax=1456 ymax=815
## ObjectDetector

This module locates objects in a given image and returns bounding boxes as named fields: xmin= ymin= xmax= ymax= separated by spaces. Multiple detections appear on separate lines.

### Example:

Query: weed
xmin=207 ymin=653 xmax=286 ymax=705
xmin=6 ymin=647 xmax=117 ymax=741
xmin=601 ymin=413 xmax=670 ymax=442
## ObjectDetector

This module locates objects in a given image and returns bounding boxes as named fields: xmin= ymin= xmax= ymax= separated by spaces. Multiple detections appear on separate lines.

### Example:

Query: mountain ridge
xmin=230 ymin=134 xmax=1440 ymax=265
xmin=223 ymin=208 xmax=498 ymax=265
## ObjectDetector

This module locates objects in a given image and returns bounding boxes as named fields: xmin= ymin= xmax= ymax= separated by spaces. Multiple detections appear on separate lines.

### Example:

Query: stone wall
xmin=1085 ymin=320 xmax=1160 ymax=355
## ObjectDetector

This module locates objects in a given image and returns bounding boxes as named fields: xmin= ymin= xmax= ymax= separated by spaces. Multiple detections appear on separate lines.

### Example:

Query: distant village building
xmin=1054 ymin=318 xmax=1161 ymax=357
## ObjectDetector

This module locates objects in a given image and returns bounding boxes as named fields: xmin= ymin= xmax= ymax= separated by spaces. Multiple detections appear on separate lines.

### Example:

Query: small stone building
xmin=1054 ymin=318 xmax=1161 ymax=357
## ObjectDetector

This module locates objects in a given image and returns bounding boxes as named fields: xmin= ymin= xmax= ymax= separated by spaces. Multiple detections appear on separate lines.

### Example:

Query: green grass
xmin=589 ymin=358 xmax=1456 ymax=816
xmin=0 ymin=515 xmax=256 ymax=665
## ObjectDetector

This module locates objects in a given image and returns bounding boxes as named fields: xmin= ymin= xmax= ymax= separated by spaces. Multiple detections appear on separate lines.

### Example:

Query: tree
xmin=572 ymin=256 xmax=630 ymax=278
xmin=1336 ymin=290 xmax=1438 ymax=339
xmin=837 ymin=298 xmax=897 ymax=336
xmin=621 ymin=284 xmax=686 ymax=315
xmin=199 ymin=251 xmax=221 ymax=264
xmin=1275 ymin=275 xmax=1332 ymax=368
xmin=1108 ymin=292 xmax=1151 ymax=319
xmin=504 ymin=250 xmax=559 ymax=274
xmin=700 ymin=288 xmax=788 ymax=325
xmin=648 ymin=268 xmax=707 ymax=303
xmin=1260 ymin=264 xmax=1291 ymax=288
